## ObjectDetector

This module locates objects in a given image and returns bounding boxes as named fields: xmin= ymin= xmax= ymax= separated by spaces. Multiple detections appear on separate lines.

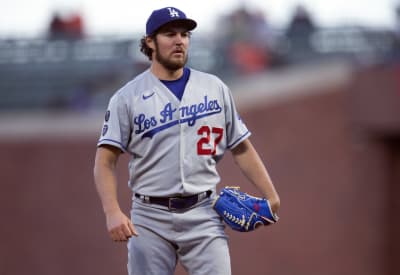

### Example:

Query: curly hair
xmin=140 ymin=35 xmax=155 ymax=61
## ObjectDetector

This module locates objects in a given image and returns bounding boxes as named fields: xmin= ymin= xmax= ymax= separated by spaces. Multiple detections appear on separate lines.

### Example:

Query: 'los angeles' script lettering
xmin=133 ymin=96 xmax=222 ymax=136
xmin=179 ymin=96 xmax=221 ymax=126
xmin=134 ymin=114 xmax=157 ymax=134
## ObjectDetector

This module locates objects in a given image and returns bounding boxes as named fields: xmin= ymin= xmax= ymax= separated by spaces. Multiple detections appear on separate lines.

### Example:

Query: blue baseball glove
xmin=212 ymin=186 xmax=279 ymax=232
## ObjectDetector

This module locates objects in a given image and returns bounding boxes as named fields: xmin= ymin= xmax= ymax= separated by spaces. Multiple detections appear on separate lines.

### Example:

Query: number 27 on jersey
xmin=197 ymin=126 xmax=223 ymax=155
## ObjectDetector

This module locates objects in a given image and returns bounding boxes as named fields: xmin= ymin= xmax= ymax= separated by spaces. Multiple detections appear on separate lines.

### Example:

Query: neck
xmin=150 ymin=62 xmax=184 ymax=81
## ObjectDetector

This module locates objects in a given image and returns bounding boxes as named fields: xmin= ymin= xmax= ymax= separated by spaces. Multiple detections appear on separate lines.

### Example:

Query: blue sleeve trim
xmin=227 ymin=131 xmax=251 ymax=149
xmin=97 ymin=139 xmax=128 ymax=153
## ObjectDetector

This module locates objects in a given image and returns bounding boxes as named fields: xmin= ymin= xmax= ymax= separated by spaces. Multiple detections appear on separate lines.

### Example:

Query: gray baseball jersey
xmin=97 ymin=68 xmax=250 ymax=197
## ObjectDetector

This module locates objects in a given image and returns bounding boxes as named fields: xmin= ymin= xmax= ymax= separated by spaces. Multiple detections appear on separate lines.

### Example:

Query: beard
xmin=154 ymin=40 xmax=188 ymax=71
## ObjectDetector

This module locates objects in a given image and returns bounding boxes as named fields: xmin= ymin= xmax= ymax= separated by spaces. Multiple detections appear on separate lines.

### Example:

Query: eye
xmin=181 ymin=32 xmax=191 ymax=38
xmin=167 ymin=32 xmax=176 ymax=37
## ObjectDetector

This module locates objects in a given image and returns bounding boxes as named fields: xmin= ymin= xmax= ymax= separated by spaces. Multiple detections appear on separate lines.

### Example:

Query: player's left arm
xmin=230 ymin=138 xmax=280 ymax=213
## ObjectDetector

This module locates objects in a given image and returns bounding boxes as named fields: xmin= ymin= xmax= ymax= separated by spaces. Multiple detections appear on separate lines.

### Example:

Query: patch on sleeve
xmin=102 ymin=125 xmax=109 ymax=136
xmin=105 ymin=110 xmax=110 ymax=122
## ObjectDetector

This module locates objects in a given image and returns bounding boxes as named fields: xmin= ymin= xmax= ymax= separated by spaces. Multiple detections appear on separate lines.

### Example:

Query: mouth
xmin=172 ymin=49 xmax=185 ymax=55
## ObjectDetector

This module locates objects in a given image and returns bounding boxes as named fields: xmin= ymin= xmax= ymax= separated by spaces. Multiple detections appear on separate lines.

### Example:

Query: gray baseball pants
xmin=127 ymin=196 xmax=231 ymax=275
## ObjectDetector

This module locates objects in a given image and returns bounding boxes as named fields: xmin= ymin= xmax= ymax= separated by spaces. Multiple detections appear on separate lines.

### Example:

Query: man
xmin=94 ymin=6 xmax=280 ymax=275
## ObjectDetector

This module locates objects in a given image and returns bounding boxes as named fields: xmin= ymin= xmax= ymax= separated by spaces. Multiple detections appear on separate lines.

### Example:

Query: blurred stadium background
xmin=0 ymin=1 xmax=400 ymax=275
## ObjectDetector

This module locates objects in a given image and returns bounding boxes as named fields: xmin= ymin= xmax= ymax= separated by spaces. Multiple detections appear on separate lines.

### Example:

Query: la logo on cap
xmin=145 ymin=7 xmax=197 ymax=35
xmin=167 ymin=7 xmax=180 ymax=18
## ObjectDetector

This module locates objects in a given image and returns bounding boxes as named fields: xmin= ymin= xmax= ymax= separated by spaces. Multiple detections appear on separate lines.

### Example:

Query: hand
xmin=105 ymin=210 xmax=138 ymax=242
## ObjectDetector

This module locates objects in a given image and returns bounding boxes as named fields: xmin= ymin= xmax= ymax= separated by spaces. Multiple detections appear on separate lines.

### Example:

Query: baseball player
xmin=93 ymin=6 xmax=280 ymax=275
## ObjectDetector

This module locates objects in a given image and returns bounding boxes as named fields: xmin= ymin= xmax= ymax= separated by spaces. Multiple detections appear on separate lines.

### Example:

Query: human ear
xmin=146 ymin=36 xmax=156 ymax=50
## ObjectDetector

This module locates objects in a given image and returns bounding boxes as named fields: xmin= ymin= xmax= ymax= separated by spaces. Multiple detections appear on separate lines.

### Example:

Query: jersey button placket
xmin=178 ymin=101 xmax=186 ymax=192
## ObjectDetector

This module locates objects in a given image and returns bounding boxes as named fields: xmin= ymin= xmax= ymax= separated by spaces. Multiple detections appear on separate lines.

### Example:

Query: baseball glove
xmin=212 ymin=186 xmax=279 ymax=232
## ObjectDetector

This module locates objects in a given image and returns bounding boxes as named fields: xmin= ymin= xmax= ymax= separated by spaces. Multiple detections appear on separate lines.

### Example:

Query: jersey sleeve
xmin=223 ymin=84 xmax=251 ymax=149
xmin=97 ymin=91 xmax=131 ymax=152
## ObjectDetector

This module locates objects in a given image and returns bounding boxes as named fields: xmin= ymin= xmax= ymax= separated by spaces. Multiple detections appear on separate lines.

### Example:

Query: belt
xmin=135 ymin=190 xmax=212 ymax=210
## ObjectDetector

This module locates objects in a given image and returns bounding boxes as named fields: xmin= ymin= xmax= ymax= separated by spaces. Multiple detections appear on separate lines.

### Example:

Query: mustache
xmin=172 ymin=47 xmax=185 ymax=53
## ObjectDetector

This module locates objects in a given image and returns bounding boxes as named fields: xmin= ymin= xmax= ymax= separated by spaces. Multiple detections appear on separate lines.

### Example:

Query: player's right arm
xmin=94 ymin=145 xmax=138 ymax=241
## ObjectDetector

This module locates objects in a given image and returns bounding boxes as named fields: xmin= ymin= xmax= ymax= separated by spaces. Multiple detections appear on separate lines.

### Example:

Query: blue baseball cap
xmin=146 ymin=7 xmax=197 ymax=36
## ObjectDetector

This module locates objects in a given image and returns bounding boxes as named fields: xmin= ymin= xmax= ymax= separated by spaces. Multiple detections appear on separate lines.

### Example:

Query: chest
xmin=132 ymin=86 xmax=225 ymax=139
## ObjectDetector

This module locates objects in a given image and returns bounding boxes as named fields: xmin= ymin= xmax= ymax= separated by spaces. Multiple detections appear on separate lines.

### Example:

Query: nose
xmin=174 ymin=34 xmax=183 ymax=44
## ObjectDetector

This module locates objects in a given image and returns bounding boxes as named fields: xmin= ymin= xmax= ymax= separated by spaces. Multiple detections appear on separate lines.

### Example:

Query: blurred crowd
xmin=0 ymin=3 xmax=399 ymax=111
xmin=215 ymin=4 xmax=317 ymax=75
xmin=36 ymin=3 xmax=400 ymax=69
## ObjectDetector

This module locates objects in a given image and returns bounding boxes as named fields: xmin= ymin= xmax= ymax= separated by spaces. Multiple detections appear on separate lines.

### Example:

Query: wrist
xmin=103 ymin=205 xmax=121 ymax=215
xmin=267 ymin=197 xmax=280 ymax=214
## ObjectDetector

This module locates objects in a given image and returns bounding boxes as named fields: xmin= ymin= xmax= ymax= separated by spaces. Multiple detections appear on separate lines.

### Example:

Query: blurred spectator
xmin=48 ymin=11 xmax=85 ymax=40
xmin=64 ymin=12 xmax=84 ymax=39
xmin=216 ymin=6 xmax=276 ymax=75
xmin=251 ymin=10 xmax=275 ymax=49
xmin=49 ymin=12 xmax=65 ymax=40
xmin=285 ymin=4 xmax=317 ymax=62
xmin=229 ymin=42 xmax=269 ymax=73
